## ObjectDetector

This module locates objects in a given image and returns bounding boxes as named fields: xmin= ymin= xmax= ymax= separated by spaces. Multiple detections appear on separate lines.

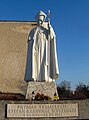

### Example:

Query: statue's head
xmin=35 ymin=11 xmax=46 ymax=25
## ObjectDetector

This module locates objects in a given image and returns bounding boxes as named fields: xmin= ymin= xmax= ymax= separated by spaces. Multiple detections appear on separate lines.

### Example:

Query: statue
xmin=24 ymin=10 xmax=59 ymax=82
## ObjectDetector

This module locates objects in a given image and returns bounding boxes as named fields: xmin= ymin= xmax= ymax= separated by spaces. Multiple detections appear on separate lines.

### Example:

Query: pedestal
xmin=25 ymin=81 xmax=58 ymax=100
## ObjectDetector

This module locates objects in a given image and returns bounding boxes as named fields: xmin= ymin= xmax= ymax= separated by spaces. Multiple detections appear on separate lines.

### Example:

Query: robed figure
xmin=24 ymin=11 xmax=59 ymax=82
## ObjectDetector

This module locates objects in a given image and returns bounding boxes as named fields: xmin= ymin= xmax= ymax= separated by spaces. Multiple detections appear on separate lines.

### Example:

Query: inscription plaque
xmin=7 ymin=103 xmax=78 ymax=118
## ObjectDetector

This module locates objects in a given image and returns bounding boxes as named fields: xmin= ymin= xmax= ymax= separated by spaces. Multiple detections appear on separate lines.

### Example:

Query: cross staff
xmin=48 ymin=10 xmax=50 ymax=30
xmin=48 ymin=10 xmax=50 ymax=80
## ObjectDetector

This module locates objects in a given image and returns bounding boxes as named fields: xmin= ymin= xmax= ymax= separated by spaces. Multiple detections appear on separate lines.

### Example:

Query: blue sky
xmin=0 ymin=0 xmax=89 ymax=90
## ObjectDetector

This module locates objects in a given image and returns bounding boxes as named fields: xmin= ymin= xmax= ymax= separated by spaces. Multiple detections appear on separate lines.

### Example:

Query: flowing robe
xmin=24 ymin=24 xmax=59 ymax=82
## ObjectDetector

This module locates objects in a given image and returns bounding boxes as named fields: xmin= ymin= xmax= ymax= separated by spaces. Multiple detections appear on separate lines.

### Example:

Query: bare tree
xmin=75 ymin=82 xmax=89 ymax=98
xmin=57 ymin=80 xmax=71 ymax=99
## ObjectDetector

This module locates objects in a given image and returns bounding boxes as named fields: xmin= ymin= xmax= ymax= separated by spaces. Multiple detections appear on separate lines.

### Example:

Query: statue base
xmin=25 ymin=81 xmax=58 ymax=100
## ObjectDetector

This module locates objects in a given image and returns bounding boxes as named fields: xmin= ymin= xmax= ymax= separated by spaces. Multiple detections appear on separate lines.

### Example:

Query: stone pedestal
xmin=25 ymin=82 xmax=58 ymax=100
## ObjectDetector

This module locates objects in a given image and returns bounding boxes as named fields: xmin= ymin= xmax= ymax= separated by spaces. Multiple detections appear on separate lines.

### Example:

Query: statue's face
xmin=37 ymin=15 xmax=44 ymax=25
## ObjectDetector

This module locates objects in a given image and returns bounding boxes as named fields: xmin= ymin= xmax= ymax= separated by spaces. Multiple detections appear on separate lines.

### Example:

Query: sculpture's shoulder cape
xmin=28 ymin=22 xmax=56 ymax=40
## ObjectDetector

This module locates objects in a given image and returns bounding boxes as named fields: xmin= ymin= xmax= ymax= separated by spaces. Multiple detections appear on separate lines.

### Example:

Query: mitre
xmin=35 ymin=10 xmax=47 ymax=21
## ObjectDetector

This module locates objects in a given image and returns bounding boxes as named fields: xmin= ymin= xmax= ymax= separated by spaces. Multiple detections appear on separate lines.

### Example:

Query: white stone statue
xmin=24 ymin=10 xmax=59 ymax=82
